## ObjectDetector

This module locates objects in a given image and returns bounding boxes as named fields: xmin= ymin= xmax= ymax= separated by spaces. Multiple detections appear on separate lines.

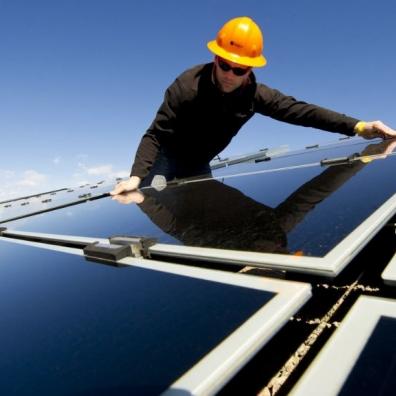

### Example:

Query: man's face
xmin=214 ymin=56 xmax=252 ymax=93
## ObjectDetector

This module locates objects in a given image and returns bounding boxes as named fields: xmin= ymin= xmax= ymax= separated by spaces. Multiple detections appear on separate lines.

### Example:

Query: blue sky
xmin=1 ymin=0 xmax=395 ymax=200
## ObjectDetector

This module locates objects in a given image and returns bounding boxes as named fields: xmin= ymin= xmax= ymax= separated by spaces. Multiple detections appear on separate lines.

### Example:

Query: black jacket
xmin=131 ymin=63 xmax=359 ymax=179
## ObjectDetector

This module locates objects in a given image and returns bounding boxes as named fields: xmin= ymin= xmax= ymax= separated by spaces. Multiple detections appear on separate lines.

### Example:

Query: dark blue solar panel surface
xmin=0 ymin=239 xmax=274 ymax=395
xmin=338 ymin=316 xmax=396 ymax=396
xmin=4 ymin=140 xmax=396 ymax=257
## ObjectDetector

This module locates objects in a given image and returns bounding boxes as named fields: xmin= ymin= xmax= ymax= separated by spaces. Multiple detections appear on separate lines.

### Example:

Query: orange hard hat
xmin=207 ymin=16 xmax=267 ymax=68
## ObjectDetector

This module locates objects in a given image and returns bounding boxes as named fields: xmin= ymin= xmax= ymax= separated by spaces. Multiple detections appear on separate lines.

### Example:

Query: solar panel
xmin=0 ymin=237 xmax=310 ymax=395
xmin=290 ymin=296 xmax=396 ymax=396
xmin=381 ymin=251 xmax=396 ymax=286
xmin=1 ymin=138 xmax=395 ymax=394
xmin=0 ymin=182 xmax=112 ymax=224
xmin=3 ymin=139 xmax=396 ymax=277
xmin=209 ymin=145 xmax=288 ymax=170
xmin=211 ymin=137 xmax=383 ymax=177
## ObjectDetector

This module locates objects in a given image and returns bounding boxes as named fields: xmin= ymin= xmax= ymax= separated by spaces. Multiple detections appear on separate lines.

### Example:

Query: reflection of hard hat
xmin=207 ymin=16 xmax=267 ymax=67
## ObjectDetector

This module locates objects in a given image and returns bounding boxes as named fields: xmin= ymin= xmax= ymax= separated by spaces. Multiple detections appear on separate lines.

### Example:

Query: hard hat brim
xmin=207 ymin=40 xmax=267 ymax=68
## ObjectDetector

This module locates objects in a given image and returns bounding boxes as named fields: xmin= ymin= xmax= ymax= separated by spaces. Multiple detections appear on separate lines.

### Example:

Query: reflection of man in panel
xmin=112 ymin=141 xmax=396 ymax=254
xmin=111 ymin=17 xmax=396 ymax=196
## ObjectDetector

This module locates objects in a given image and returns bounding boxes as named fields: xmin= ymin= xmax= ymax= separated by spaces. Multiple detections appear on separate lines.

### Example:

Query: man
xmin=111 ymin=16 xmax=396 ymax=195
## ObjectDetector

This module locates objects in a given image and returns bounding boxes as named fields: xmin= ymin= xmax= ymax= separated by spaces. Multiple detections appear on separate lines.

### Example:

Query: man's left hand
xmin=355 ymin=120 xmax=396 ymax=139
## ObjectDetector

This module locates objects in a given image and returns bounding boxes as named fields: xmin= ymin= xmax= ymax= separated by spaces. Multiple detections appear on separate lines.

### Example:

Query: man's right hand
xmin=110 ymin=176 xmax=141 ymax=196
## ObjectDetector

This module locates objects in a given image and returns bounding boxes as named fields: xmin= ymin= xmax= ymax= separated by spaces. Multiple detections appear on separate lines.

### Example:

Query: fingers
xmin=110 ymin=180 xmax=129 ymax=196
xmin=367 ymin=121 xmax=396 ymax=139
xmin=110 ymin=176 xmax=141 ymax=196
xmin=371 ymin=121 xmax=387 ymax=138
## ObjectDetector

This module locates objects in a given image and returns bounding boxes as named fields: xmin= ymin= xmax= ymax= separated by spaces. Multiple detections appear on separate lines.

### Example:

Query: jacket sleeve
xmin=130 ymin=78 xmax=185 ymax=179
xmin=255 ymin=84 xmax=359 ymax=135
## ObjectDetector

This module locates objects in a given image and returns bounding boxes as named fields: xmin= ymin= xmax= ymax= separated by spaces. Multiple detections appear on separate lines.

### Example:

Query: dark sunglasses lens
xmin=218 ymin=59 xmax=249 ymax=76
xmin=233 ymin=67 xmax=249 ymax=76
xmin=218 ymin=59 xmax=231 ymax=72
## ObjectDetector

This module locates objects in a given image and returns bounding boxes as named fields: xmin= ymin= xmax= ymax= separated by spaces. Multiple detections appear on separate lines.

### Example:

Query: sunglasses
xmin=217 ymin=57 xmax=251 ymax=76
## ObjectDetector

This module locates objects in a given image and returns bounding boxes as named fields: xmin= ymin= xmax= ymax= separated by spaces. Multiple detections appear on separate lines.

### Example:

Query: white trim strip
xmin=151 ymin=243 xmax=326 ymax=273
xmin=323 ymin=192 xmax=396 ymax=274
xmin=290 ymin=296 xmax=396 ymax=396
xmin=165 ymin=283 xmax=310 ymax=396
xmin=381 ymin=251 xmax=396 ymax=286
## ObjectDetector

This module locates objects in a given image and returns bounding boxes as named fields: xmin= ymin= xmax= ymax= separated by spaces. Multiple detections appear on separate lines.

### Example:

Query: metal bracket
xmin=0 ymin=228 xmax=157 ymax=262
xmin=83 ymin=242 xmax=132 ymax=262
xmin=320 ymin=153 xmax=359 ymax=166
xmin=83 ymin=235 xmax=156 ymax=262
xmin=109 ymin=235 xmax=157 ymax=258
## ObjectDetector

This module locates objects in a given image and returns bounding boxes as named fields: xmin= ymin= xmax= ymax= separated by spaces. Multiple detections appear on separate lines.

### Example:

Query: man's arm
xmin=255 ymin=84 xmax=395 ymax=138
xmin=130 ymin=81 xmax=183 ymax=179
xmin=111 ymin=78 xmax=185 ymax=195
xmin=255 ymin=84 xmax=359 ymax=135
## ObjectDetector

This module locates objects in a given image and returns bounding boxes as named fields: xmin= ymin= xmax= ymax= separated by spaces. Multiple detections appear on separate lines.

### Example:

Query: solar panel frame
xmin=0 ymin=177 xmax=116 ymax=214
xmin=0 ymin=138 xmax=380 ymax=225
xmin=2 ymin=138 xmax=395 ymax=395
xmin=2 ymin=139 xmax=395 ymax=277
xmin=289 ymin=296 xmax=396 ymax=396
xmin=2 ymin=186 xmax=396 ymax=278
xmin=381 ymin=251 xmax=396 ymax=286
xmin=0 ymin=235 xmax=311 ymax=396
xmin=142 ymin=192 xmax=396 ymax=277
xmin=0 ymin=188 xmax=68 ymax=205
xmin=211 ymin=137 xmax=385 ymax=177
